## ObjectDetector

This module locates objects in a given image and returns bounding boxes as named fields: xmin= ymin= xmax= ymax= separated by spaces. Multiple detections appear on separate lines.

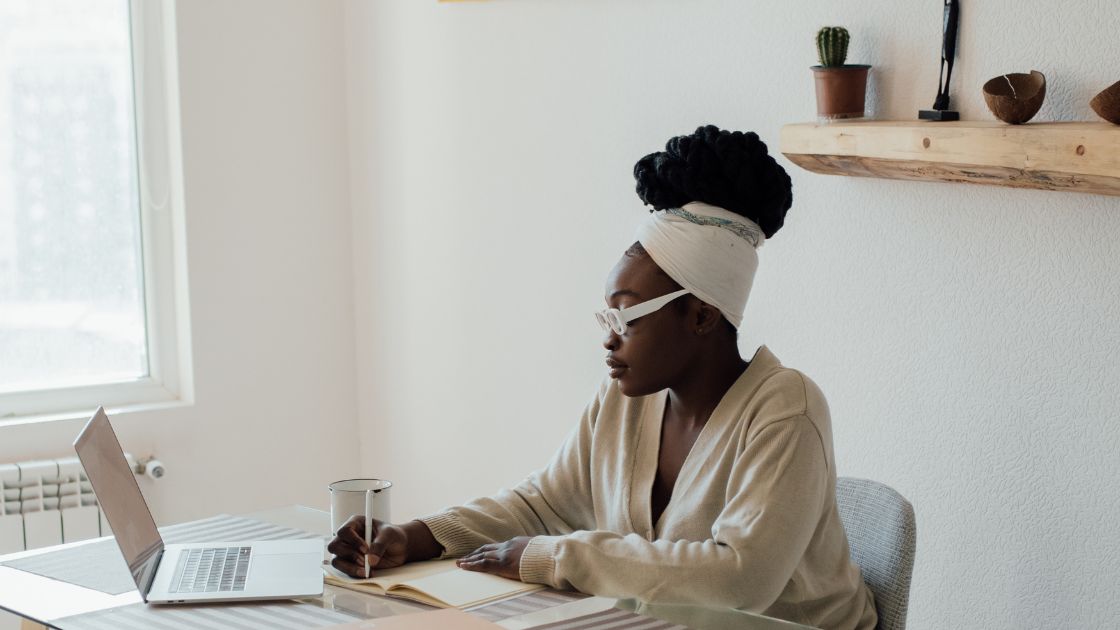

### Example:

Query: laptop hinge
xmin=140 ymin=548 xmax=164 ymax=603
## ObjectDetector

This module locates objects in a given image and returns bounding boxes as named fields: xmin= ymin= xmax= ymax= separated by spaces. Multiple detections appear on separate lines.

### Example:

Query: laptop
xmin=74 ymin=407 xmax=324 ymax=604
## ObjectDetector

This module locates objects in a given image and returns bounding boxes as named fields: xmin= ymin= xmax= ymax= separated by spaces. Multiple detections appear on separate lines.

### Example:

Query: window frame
xmin=0 ymin=0 xmax=193 ymax=425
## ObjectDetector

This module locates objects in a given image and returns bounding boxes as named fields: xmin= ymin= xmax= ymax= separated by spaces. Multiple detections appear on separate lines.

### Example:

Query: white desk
xmin=0 ymin=506 xmax=816 ymax=630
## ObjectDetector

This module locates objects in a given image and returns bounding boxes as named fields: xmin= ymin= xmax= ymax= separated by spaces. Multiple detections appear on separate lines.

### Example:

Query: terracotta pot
xmin=812 ymin=65 xmax=870 ymax=119
xmin=1090 ymin=80 xmax=1120 ymax=125
xmin=982 ymin=71 xmax=1046 ymax=124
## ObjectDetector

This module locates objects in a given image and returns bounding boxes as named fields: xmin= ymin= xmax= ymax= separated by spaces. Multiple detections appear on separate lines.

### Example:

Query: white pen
xmin=364 ymin=489 xmax=373 ymax=579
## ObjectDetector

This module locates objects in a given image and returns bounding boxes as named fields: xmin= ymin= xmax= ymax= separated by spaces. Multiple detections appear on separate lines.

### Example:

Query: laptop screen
xmin=74 ymin=407 xmax=163 ymax=599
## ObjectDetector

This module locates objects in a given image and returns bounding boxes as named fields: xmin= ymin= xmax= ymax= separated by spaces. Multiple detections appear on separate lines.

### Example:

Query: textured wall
xmin=344 ymin=1 xmax=1120 ymax=628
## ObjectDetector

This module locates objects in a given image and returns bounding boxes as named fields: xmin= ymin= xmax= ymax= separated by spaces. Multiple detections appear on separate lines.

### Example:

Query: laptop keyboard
xmin=169 ymin=546 xmax=252 ymax=593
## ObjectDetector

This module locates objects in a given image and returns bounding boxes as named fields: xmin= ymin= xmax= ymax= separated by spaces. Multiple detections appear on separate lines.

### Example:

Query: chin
xmin=615 ymin=374 xmax=658 ymax=398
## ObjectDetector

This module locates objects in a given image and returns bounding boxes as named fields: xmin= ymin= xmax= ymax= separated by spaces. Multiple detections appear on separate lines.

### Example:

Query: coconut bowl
xmin=982 ymin=70 xmax=1046 ymax=124
xmin=1090 ymin=80 xmax=1120 ymax=125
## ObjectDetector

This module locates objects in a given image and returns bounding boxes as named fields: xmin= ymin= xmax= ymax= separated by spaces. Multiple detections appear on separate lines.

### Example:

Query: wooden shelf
xmin=780 ymin=120 xmax=1120 ymax=196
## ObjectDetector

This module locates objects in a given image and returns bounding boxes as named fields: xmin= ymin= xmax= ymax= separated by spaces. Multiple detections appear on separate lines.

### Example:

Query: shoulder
xmin=750 ymin=365 xmax=828 ymax=426
xmin=738 ymin=359 xmax=834 ymax=467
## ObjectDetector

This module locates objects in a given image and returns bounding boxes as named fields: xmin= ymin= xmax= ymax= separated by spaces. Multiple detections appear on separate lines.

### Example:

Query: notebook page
xmin=397 ymin=568 xmax=543 ymax=609
xmin=324 ymin=559 xmax=457 ymax=591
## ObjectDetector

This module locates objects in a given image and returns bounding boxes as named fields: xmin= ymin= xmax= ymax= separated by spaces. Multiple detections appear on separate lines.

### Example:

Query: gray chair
xmin=835 ymin=477 xmax=917 ymax=630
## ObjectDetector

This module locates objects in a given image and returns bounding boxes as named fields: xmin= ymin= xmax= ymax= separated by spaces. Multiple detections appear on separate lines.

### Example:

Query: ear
xmin=693 ymin=300 xmax=723 ymax=336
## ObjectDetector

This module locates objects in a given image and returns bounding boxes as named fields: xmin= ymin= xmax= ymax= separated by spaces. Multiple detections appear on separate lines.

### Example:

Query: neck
xmin=665 ymin=339 xmax=749 ymax=430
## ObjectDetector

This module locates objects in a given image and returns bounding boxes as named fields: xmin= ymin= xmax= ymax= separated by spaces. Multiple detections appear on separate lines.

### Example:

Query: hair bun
xmin=633 ymin=125 xmax=792 ymax=239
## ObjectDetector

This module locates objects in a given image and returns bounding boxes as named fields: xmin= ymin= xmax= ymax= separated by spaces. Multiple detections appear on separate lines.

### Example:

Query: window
xmin=0 ymin=0 xmax=191 ymax=422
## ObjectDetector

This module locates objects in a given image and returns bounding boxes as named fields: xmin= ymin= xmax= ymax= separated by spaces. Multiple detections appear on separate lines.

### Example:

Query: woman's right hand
xmin=327 ymin=516 xmax=409 ymax=577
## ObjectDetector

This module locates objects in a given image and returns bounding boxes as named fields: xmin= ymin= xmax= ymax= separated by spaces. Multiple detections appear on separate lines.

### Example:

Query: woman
xmin=329 ymin=125 xmax=878 ymax=630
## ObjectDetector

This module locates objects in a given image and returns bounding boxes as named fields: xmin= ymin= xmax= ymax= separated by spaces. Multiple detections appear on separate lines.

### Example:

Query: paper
xmin=324 ymin=559 xmax=544 ymax=609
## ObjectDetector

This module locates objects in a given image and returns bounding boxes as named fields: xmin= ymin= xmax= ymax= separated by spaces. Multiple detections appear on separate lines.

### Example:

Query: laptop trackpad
xmin=250 ymin=552 xmax=322 ymax=592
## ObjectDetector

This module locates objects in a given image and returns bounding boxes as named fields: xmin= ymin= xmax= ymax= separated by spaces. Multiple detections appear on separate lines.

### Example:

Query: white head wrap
xmin=633 ymin=201 xmax=764 ymax=330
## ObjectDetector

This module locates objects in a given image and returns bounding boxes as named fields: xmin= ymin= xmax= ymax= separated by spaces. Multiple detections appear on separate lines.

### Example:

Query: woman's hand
xmin=327 ymin=516 xmax=409 ymax=577
xmin=456 ymin=536 xmax=532 ymax=581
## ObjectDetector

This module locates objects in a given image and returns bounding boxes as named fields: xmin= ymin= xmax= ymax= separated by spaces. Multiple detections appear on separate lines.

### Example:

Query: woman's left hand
xmin=456 ymin=536 xmax=532 ymax=581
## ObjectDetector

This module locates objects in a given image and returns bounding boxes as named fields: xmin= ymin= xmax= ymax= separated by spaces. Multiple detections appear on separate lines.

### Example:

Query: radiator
xmin=0 ymin=454 xmax=140 ymax=553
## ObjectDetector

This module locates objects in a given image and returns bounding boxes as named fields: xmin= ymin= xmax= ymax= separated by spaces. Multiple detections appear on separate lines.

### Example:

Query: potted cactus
xmin=811 ymin=27 xmax=871 ymax=119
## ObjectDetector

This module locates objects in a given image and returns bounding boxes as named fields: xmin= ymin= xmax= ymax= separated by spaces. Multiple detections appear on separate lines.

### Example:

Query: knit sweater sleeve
xmin=518 ymin=415 xmax=829 ymax=611
xmin=418 ymin=381 xmax=604 ymax=558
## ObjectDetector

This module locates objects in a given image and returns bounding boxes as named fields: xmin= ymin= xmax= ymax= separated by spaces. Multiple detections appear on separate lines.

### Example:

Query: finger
xmin=458 ymin=556 xmax=499 ymax=574
xmin=326 ymin=538 xmax=365 ymax=565
xmin=326 ymin=539 xmax=366 ymax=568
xmin=366 ymin=519 xmax=392 ymax=551
xmin=466 ymin=543 xmax=497 ymax=557
xmin=456 ymin=558 xmax=484 ymax=572
xmin=344 ymin=548 xmax=367 ymax=567
xmin=340 ymin=514 xmax=364 ymax=535
xmin=331 ymin=555 xmax=370 ymax=579
xmin=337 ymin=534 xmax=365 ymax=556
xmin=327 ymin=547 xmax=364 ymax=568
xmin=368 ymin=530 xmax=393 ymax=554
xmin=457 ymin=551 xmax=496 ymax=567
xmin=337 ymin=516 xmax=367 ymax=548
xmin=366 ymin=541 xmax=387 ymax=566
xmin=457 ymin=549 xmax=488 ymax=564
xmin=368 ymin=524 xmax=399 ymax=564
xmin=327 ymin=538 xmax=360 ymax=556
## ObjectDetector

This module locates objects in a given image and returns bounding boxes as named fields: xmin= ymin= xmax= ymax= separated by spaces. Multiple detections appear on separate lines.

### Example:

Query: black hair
xmin=633 ymin=125 xmax=792 ymax=239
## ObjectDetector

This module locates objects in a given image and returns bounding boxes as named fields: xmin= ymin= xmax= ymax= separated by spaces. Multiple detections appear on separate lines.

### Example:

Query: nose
xmin=602 ymin=327 xmax=620 ymax=351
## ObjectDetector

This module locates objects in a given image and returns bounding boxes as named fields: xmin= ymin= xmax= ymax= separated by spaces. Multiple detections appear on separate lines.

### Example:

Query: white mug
xmin=328 ymin=478 xmax=392 ymax=535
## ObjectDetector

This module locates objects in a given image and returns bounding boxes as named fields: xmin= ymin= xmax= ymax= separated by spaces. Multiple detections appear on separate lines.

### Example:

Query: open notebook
xmin=323 ymin=559 xmax=544 ymax=609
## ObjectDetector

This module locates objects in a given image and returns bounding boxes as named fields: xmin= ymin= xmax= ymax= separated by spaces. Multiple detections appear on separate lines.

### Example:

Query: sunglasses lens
xmin=608 ymin=312 xmax=625 ymax=335
xmin=596 ymin=310 xmax=626 ymax=335
xmin=595 ymin=312 xmax=608 ymax=331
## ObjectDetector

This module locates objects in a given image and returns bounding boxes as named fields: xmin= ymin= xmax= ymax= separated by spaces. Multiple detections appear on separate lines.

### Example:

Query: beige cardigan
xmin=421 ymin=346 xmax=877 ymax=630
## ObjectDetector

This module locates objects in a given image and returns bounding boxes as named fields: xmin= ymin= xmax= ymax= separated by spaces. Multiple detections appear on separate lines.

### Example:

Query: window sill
xmin=0 ymin=398 xmax=194 ymax=429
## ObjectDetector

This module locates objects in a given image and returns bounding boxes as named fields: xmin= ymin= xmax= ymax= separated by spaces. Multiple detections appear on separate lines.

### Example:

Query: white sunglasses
xmin=596 ymin=289 xmax=691 ymax=335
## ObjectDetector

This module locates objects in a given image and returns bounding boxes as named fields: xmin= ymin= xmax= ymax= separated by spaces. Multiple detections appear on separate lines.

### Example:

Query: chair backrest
xmin=835 ymin=477 xmax=917 ymax=630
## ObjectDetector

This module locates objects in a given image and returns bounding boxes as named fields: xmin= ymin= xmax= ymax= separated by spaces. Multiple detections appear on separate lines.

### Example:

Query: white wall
xmin=0 ymin=0 xmax=358 ymax=529
xmin=1 ymin=3 xmax=358 ymax=626
xmin=345 ymin=1 xmax=1120 ymax=628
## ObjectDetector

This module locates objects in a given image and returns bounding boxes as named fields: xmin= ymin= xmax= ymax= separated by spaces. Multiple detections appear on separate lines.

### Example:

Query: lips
xmin=606 ymin=358 xmax=627 ymax=378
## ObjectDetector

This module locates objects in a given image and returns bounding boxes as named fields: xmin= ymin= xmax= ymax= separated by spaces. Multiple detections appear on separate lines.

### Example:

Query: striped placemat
xmin=1 ymin=514 xmax=322 ymax=595
xmin=54 ymin=599 xmax=359 ymax=630
xmin=15 ymin=512 xmax=688 ymax=630
xmin=467 ymin=589 xmax=587 ymax=621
